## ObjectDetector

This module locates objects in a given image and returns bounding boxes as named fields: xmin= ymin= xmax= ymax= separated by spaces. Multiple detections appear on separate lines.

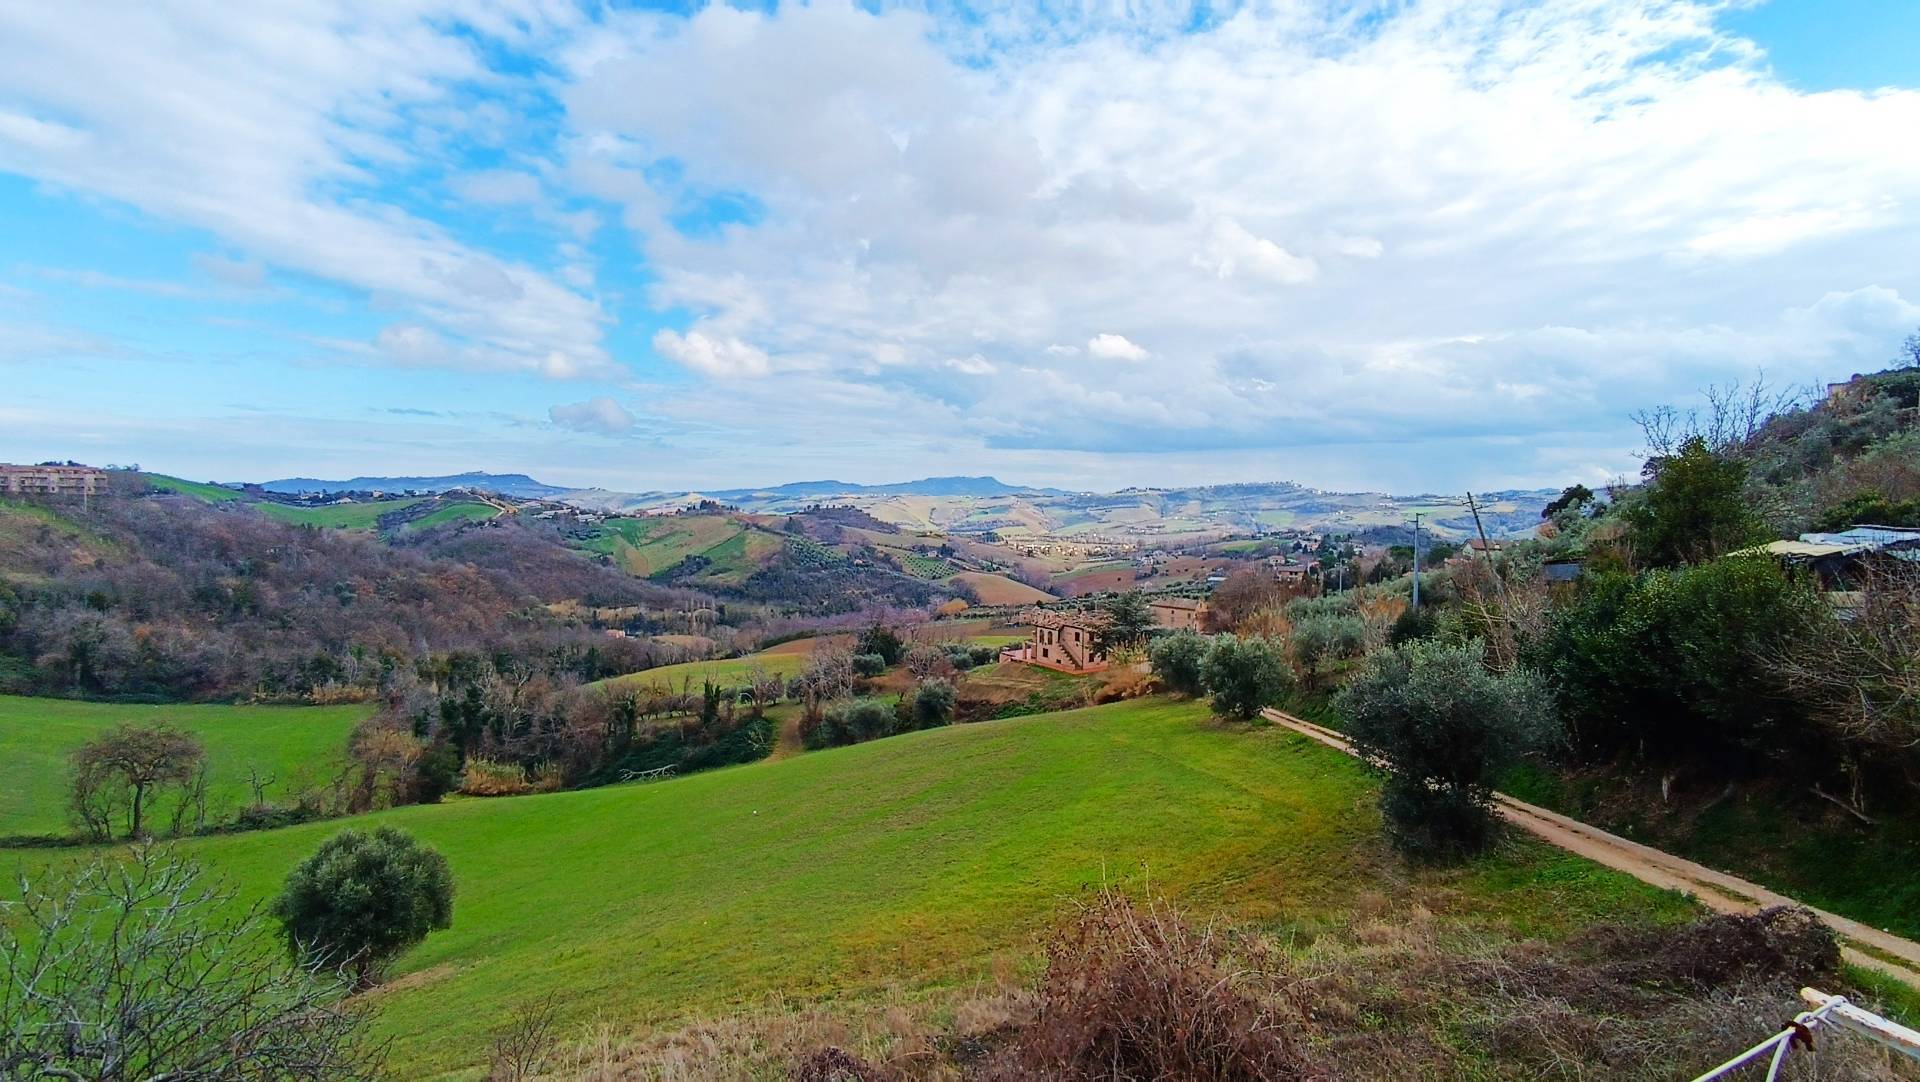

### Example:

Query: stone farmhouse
xmin=1003 ymin=608 xmax=1110 ymax=674
xmin=1149 ymin=596 xmax=1207 ymax=631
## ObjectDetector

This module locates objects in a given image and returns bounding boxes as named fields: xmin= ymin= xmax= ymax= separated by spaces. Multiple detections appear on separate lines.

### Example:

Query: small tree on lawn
xmin=1148 ymin=630 xmax=1208 ymax=696
xmin=1338 ymin=639 xmax=1555 ymax=862
xmin=69 ymin=722 xmax=206 ymax=840
xmin=1199 ymin=635 xmax=1291 ymax=720
xmin=274 ymin=827 xmax=454 ymax=989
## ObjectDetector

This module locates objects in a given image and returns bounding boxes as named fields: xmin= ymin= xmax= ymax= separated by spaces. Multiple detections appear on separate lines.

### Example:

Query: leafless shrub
xmin=1778 ymin=561 xmax=1920 ymax=765
xmin=0 ymin=846 xmax=382 ymax=1081
xmin=461 ymin=756 xmax=535 ymax=796
xmin=489 ymin=994 xmax=563 ymax=1082
xmin=993 ymin=891 xmax=1319 ymax=1081
xmin=1448 ymin=557 xmax=1551 ymax=673
xmin=790 ymin=1045 xmax=892 ymax=1082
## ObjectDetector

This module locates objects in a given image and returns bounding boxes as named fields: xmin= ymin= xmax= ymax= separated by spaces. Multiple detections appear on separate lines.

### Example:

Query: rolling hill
xmin=0 ymin=698 xmax=1693 ymax=1078
xmin=570 ymin=479 xmax=1554 ymax=541
xmin=258 ymin=472 xmax=572 ymax=498
xmin=182 ymin=466 xmax=1556 ymax=543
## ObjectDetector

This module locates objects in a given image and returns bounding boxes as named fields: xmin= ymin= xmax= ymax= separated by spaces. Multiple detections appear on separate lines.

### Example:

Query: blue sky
xmin=3 ymin=0 xmax=1919 ymax=494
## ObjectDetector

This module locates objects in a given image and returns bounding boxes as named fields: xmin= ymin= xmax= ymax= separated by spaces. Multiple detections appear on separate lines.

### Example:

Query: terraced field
xmin=582 ymin=515 xmax=753 ymax=577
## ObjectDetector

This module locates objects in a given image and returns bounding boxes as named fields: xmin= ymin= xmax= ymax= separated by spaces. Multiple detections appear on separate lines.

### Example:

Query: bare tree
xmin=68 ymin=723 xmax=205 ymax=840
xmin=0 ymin=846 xmax=382 ymax=1081
xmin=1631 ymin=370 xmax=1810 ymax=461
xmin=1776 ymin=561 xmax=1920 ymax=811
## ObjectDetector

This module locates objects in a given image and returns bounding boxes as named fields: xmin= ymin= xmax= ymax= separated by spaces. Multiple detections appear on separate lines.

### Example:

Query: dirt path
xmin=769 ymin=709 xmax=806 ymax=761
xmin=1262 ymin=708 xmax=1920 ymax=988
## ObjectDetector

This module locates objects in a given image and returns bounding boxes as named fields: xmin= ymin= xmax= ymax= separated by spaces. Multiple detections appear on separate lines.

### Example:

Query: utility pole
xmin=1410 ymin=512 xmax=1423 ymax=610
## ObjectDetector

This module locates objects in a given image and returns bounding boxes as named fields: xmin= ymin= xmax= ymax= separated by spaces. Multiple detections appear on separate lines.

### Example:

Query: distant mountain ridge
xmin=703 ymin=475 xmax=1070 ymax=501
xmin=258 ymin=472 xmax=573 ymax=499
xmin=251 ymin=470 xmax=1555 ymax=539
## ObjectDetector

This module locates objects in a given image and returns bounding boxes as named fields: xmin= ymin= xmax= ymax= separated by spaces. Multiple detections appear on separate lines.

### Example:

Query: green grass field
xmin=0 ymin=695 xmax=371 ymax=837
xmin=0 ymin=698 xmax=1692 ymax=1078
xmin=254 ymin=498 xmax=426 ymax=529
xmin=398 ymin=502 xmax=500 ymax=531
xmin=589 ymin=648 xmax=811 ymax=693
xmin=142 ymin=473 xmax=244 ymax=503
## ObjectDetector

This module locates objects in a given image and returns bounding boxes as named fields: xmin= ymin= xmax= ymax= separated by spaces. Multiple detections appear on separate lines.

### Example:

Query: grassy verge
xmin=1502 ymin=764 xmax=1920 ymax=943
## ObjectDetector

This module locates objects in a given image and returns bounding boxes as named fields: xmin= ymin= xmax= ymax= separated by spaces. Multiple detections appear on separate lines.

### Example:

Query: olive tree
xmin=1338 ymin=639 xmax=1556 ymax=861
xmin=1 ymin=846 xmax=381 ymax=1081
xmin=913 ymin=678 xmax=957 ymax=728
xmin=1147 ymin=630 xmax=1208 ymax=696
xmin=1199 ymin=635 xmax=1292 ymax=720
xmin=274 ymin=827 xmax=455 ymax=989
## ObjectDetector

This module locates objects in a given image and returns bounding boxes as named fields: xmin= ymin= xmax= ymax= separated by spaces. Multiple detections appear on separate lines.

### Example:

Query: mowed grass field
xmin=588 ymin=646 xmax=812 ymax=692
xmin=254 ymin=498 xmax=426 ymax=529
xmin=143 ymin=473 xmax=244 ymax=502
xmin=3 ymin=699 xmax=1692 ymax=1078
xmin=0 ymin=695 xmax=371 ymax=837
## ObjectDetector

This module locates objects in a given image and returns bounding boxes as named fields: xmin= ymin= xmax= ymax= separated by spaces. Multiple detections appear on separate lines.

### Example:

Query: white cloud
xmin=1193 ymin=218 xmax=1318 ymax=285
xmin=11 ymin=1 xmax=1920 ymax=492
xmin=0 ymin=2 xmax=612 ymax=380
xmin=191 ymin=252 xmax=267 ymax=289
xmin=548 ymin=0 xmax=1920 ymax=487
xmin=945 ymin=354 xmax=996 ymax=376
xmin=450 ymin=169 xmax=545 ymax=207
xmin=549 ymin=396 xmax=636 ymax=435
xmin=1087 ymin=333 xmax=1149 ymax=362
xmin=653 ymin=328 xmax=772 ymax=378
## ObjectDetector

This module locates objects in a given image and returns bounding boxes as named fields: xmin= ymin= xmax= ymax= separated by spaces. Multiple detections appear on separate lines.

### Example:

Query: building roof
xmin=1742 ymin=533 xmax=1920 ymax=564
xmin=1800 ymin=526 xmax=1920 ymax=548
xmin=1149 ymin=596 xmax=1205 ymax=611
xmin=1022 ymin=608 xmax=1109 ymax=631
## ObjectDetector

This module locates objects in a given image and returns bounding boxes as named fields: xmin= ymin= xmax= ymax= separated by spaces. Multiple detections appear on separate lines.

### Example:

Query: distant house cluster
xmin=0 ymin=463 xmax=106 ymax=499
xmin=1266 ymin=555 xmax=1313 ymax=585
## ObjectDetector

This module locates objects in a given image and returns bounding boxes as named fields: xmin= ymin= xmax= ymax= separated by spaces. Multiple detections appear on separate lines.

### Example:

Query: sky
xmin=2 ymin=0 xmax=1919 ymax=496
